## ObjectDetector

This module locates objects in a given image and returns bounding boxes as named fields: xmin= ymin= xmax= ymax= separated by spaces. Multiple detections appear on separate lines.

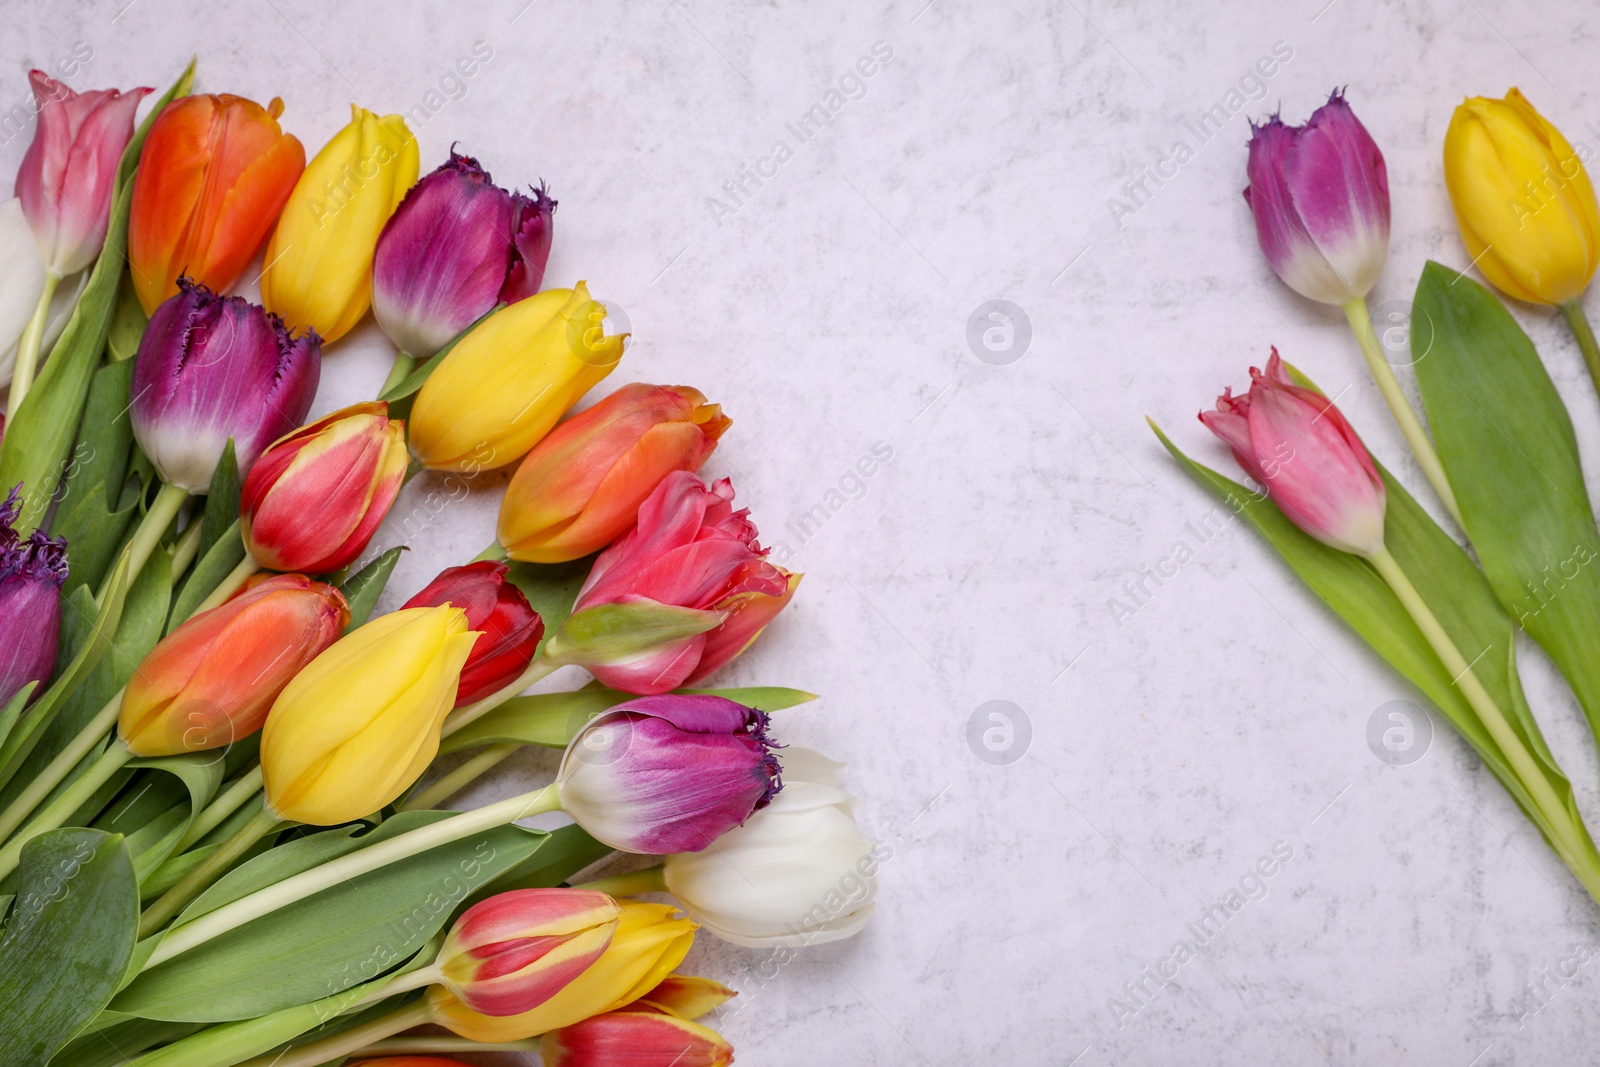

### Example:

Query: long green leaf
xmin=165 ymin=519 xmax=244 ymax=633
xmin=339 ymin=546 xmax=405 ymax=631
xmin=50 ymin=359 xmax=140 ymax=596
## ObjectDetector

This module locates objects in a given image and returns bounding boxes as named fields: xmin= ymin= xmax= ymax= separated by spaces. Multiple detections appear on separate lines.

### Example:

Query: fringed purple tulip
xmin=1243 ymin=90 xmax=1390 ymax=306
xmin=131 ymin=278 xmax=320 ymax=492
xmin=556 ymin=694 xmax=783 ymax=854
xmin=371 ymin=149 xmax=557 ymax=359
xmin=16 ymin=71 xmax=150 ymax=277
xmin=0 ymin=486 xmax=67 ymax=707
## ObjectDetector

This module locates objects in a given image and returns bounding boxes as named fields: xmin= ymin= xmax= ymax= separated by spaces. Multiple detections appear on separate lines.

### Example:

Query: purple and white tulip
xmin=370 ymin=149 xmax=557 ymax=360
xmin=16 ymin=70 xmax=150 ymax=278
xmin=131 ymin=278 xmax=320 ymax=492
xmin=556 ymin=693 xmax=783 ymax=854
xmin=0 ymin=485 xmax=67 ymax=707
xmin=1243 ymin=90 xmax=1390 ymax=306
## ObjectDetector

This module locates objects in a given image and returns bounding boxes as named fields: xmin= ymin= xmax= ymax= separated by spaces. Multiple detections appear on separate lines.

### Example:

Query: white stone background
xmin=9 ymin=0 xmax=1600 ymax=1064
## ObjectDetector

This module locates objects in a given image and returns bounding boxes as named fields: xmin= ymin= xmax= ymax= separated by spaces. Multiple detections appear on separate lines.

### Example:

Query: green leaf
xmin=50 ymin=360 xmax=140 ymax=596
xmin=0 ymin=829 xmax=137 ymax=1066
xmin=1412 ymin=261 xmax=1600 ymax=753
xmin=506 ymin=556 xmax=594 ymax=652
xmin=197 ymin=440 xmax=240 ymax=559
xmin=377 ymin=302 xmax=504 ymax=403
xmin=114 ymin=812 xmax=551 ymax=1021
xmin=50 ymin=1015 xmax=201 ymax=1067
xmin=105 ymin=270 xmax=149 ymax=364
xmin=1150 ymin=414 xmax=1579 ymax=849
xmin=118 ymin=754 xmax=224 ymax=883
xmin=546 ymin=600 xmax=724 ymax=665
xmin=442 ymin=683 xmax=817 ymax=754
xmin=166 ymin=519 xmax=243 ymax=633
xmin=476 ymin=822 xmax=613 ymax=899
xmin=339 ymin=546 xmax=405 ymax=631
xmin=0 ymin=683 xmax=37 ymax=756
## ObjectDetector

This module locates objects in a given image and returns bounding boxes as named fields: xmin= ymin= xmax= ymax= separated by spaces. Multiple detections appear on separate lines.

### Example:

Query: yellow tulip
xmin=260 ymin=104 xmax=419 ymax=343
xmin=427 ymin=900 xmax=696 ymax=1040
xmin=1444 ymin=88 xmax=1600 ymax=306
xmin=408 ymin=283 xmax=626 ymax=473
xmin=260 ymin=606 xmax=479 ymax=825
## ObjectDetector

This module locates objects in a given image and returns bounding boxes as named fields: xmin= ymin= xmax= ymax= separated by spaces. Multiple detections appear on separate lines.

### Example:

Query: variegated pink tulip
xmin=1200 ymin=350 xmax=1387 ymax=556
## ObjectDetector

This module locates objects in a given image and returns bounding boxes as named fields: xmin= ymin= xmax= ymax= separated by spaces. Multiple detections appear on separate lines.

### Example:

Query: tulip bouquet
xmin=1154 ymin=88 xmax=1600 ymax=907
xmin=0 ymin=58 xmax=876 ymax=1067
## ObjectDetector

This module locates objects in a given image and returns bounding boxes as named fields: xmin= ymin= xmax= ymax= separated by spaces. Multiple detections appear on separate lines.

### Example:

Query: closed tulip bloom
xmin=1244 ymin=90 xmax=1389 ymax=306
xmin=558 ymin=694 xmax=782 ymax=854
xmin=409 ymin=284 xmax=625 ymax=472
xmin=1444 ymin=89 xmax=1600 ymax=306
xmin=261 ymin=606 xmax=480 ymax=825
xmin=559 ymin=472 xmax=798 ymax=695
xmin=1200 ymin=350 xmax=1387 ymax=557
xmin=429 ymin=889 xmax=620 ymax=1017
xmin=129 ymin=94 xmax=305 ymax=312
xmin=261 ymin=106 xmax=419 ymax=343
xmin=240 ymin=401 xmax=408 ymax=574
xmin=0 ymin=487 xmax=67 ymax=708
xmin=0 ymin=199 xmax=47 ymax=386
xmin=371 ymin=149 xmax=557 ymax=359
xmin=131 ymin=278 xmax=321 ymax=491
xmin=664 ymin=748 xmax=875 ymax=947
xmin=16 ymin=71 xmax=150 ymax=277
xmin=498 ymin=384 xmax=732 ymax=564
xmin=541 ymin=1011 xmax=734 ymax=1067
xmin=429 ymin=901 xmax=696 ymax=1041
xmin=118 ymin=574 xmax=348 ymax=757
xmin=401 ymin=561 xmax=543 ymax=707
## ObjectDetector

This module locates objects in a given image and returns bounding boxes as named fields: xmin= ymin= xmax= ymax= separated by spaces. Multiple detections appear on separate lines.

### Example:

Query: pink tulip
xmin=1199 ymin=350 xmax=1387 ymax=556
xmin=16 ymin=71 xmax=150 ymax=277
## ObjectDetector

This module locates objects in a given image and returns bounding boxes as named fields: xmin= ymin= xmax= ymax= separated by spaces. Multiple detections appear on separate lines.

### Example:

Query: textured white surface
xmin=8 ymin=1 xmax=1600 ymax=1064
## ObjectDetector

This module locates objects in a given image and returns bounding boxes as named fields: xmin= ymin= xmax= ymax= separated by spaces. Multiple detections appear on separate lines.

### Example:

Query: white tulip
xmin=0 ymin=198 xmax=46 ymax=388
xmin=663 ymin=748 xmax=879 ymax=948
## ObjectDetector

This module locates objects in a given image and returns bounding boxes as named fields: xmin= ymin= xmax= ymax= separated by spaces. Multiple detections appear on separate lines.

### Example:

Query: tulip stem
xmin=170 ymin=516 xmax=206 ymax=580
xmin=577 ymin=863 xmax=667 ymax=896
xmin=144 ymin=782 xmax=562 ymax=969
xmin=402 ymin=742 xmax=519 ymax=810
xmin=1368 ymin=546 xmax=1600 ymax=901
xmin=233 ymin=1000 xmax=433 ymax=1067
xmin=0 ymin=740 xmax=133 ymax=880
xmin=192 ymin=554 xmax=263 ymax=615
xmin=177 ymin=767 xmax=265 ymax=851
xmin=442 ymin=653 xmax=560 ymax=735
xmin=379 ymin=351 xmax=415 ymax=397
xmin=1343 ymin=298 xmax=1464 ymax=530
xmin=470 ymin=539 xmax=509 ymax=563
xmin=105 ymin=482 xmax=189 ymax=601
xmin=1559 ymin=300 xmax=1600 ymax=399
xmin=5 ymin=272 xmax=59 ymax=420
xmin=140 ymin=807 xmax=286 ymax=938
xmin=0 ymin=690 xmax=122 ymax=848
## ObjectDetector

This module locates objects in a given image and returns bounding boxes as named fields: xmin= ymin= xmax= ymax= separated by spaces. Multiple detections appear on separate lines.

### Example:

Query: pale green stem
xmin=176 ymin=767 xmax=264 ymax=851
xmin=0 ymin=741 xmax=132 ymax=879
xmin=105 ymin=482 xmax=188 ymax=601
xmin=1560 ymin=300 xmax=1600 ymax=398
xmin=170 ymin=517 xmax=206 ymax=580
xmin=140 ymin=807 xmax=285 ymax=938
xmin=144 ymin=783 xmax=562 ymax=969
xmin=0 ymin=690 xmax=122 ymax=846
xmin=471 ymin=539 xmax=509 ymax=563
xmin=1369 ymin=546 xmax=1600 ymax=900
xmin=233 ymin=1001 xmax=433 ymax=1067
xmin=577 ymin=863 xmax=667 ymax=896
xmin=379 ymin=351 xmax=415 ymax=396
xmin=6 ymin=272 xmax=60 ymax=419
xmin=442 ymin=654 xmax=559 ymax=735
xmin=360 ymin=1036 xmax=543 ymax=1054
xmin=1343 ymin=298 xmax=1464 ymax=529
xmin=191 ymin=554 xmax=262 ymax=615
xmin=402 ymin=742 xmax=519 ymax=811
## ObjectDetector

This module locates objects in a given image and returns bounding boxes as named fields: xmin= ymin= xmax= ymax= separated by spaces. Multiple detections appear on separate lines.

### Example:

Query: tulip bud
xmin=541 ymin=1011 xmax=734 ymax=1067
xmin=408 ymin=284 xmax=625 ymax=472
xmin=663 ymin=747 xmax=875 ymax=947
xmin=130 ymin=94 xmax=306 ymax=312
xmin=260 ymin=606 xmax=480 ymax=825
xmin=557 ymin=694 xmax=782 ymax=854
xmin=1199 ymin=349 xmax=1387 ymax=557
xmin=1444 ymin=89 xmax=1600 ymax=306
xmin=554 ymin=472 xmax=798 ymax=694
xmin=401 ymin=562 xmax=543 ymax=707
xmin=498 ymin=384 xmax=731 ymax=564
xmin=16 ymin=71 xmax=150 ymax=277
xmin=429 ymin=901 xmax=696 ymax=1041
xmin=130 ymin=278 xmax=321 ymax=492
xmin=1243 ymin=90 xmax=1390 ymax=306
xmin=0 ymin=487 xmax=66 ymax=708
xmin=431 ymin=889 xmax=620 ymax=1016
xmin=372 ymin=150 xmax=557 ymax=360
xmin=261 ymin=105 xmax=420 ymax=343
xmin=240 ymin=401 xmax=408 ymax=574
xmin=118 ymin=575 xmax=348 ymax=757
xmin=0 ymin=199 xmax=47 ymax=387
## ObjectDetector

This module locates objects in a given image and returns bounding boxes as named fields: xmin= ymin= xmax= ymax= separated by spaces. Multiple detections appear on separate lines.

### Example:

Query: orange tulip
xmin=128 ymin=94 xmax=305 ymax=313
